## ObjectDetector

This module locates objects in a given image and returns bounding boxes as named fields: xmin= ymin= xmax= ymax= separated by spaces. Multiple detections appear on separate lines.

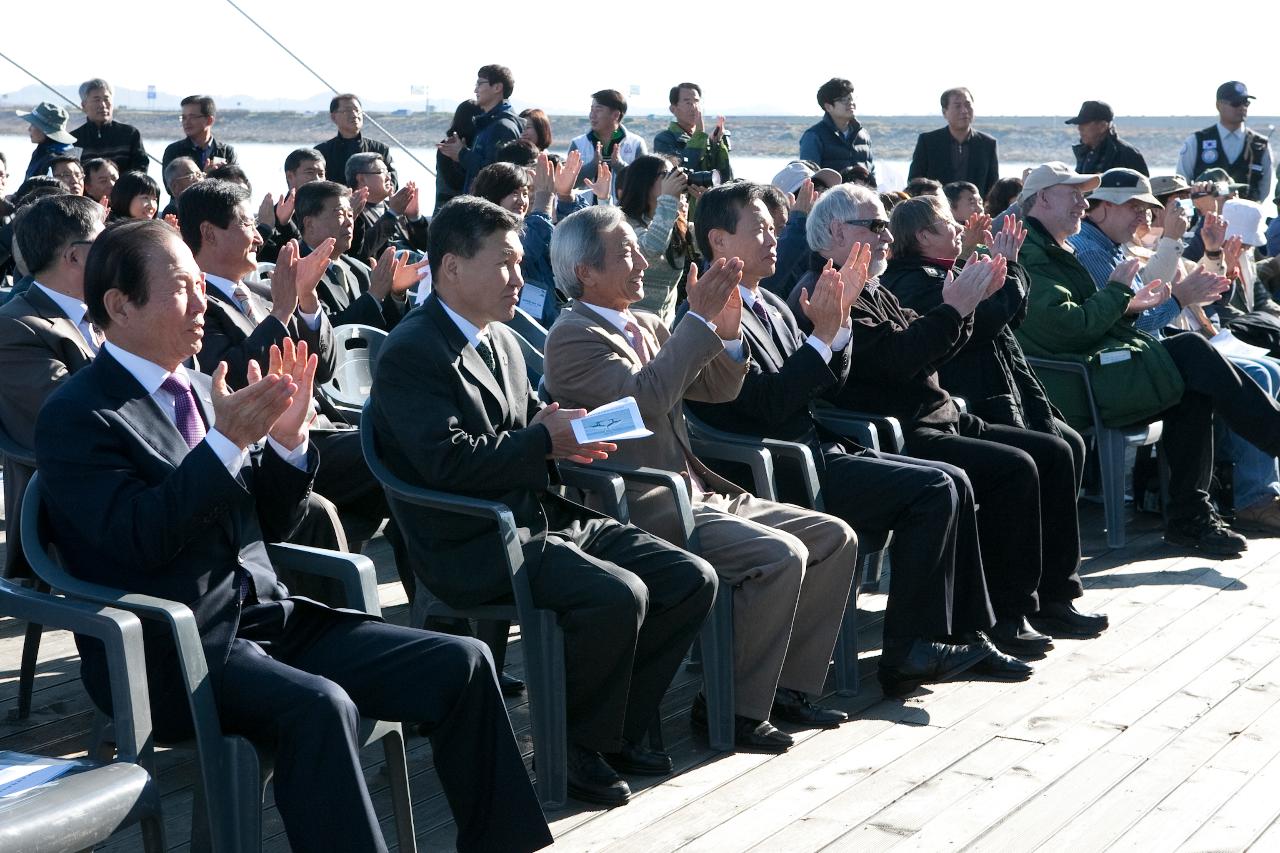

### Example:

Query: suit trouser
xmin=815 ymin=446 xmax=996 ymax=640
xmin=529 ymin=518 xmax=717 ymax=752
xmin=217 ymin=605 xmax=551 ymax=853
xmin=904 ymin=413 xmax=1085 ymax=617
xmin=692 ymin=493 xmax=858 ymax=719
xmin=1153 ymin=332 xmax=1280 ymax=522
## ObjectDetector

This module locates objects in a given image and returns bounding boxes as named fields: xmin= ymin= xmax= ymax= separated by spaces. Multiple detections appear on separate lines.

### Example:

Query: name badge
xmin=518 ymin=284 xmax=548 ymax=319
xmin=1099 ymin=349 xmax=1132 ymax=365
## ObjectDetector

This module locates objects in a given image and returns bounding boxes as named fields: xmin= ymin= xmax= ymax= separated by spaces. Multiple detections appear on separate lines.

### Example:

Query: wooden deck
xmin=6 ymin=497 xmax=1280 ymax=852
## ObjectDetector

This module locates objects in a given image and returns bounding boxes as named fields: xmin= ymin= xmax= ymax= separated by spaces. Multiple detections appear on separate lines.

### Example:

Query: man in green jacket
xmin=1015 ymin=162 xmax=1280 ymax=555
xmin=654 ymin=83 xmax=733 ymax=181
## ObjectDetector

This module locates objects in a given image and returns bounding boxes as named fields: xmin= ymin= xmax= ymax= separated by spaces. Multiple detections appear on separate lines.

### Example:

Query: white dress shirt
xmin=32 ymin=281 xmax=99 ymax=353
xmin=438 ymin=296 xmax=491 ymax=352
xmin=204 ymin=272 xmax=321 ymax=331
xmin=738 ymin=284 xmax=850 ymax=363
xmin=102 ymin=341 xmax=308 ymax=474
xmin=580 ymin=301 xmax=744 ymax=361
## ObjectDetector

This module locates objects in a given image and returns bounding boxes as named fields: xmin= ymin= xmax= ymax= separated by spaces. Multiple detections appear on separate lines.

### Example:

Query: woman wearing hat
xmin=17 ymin=102 xmax=78 ymax=181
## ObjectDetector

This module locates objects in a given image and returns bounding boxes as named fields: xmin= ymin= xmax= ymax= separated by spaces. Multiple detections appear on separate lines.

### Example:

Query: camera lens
xmin=686 ymin=170 xmax=722 ymax=189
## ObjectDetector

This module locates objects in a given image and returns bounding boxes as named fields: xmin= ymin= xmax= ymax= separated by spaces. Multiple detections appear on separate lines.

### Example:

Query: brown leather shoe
xmin=1232 ymin=497 xmax=1280 ymax=536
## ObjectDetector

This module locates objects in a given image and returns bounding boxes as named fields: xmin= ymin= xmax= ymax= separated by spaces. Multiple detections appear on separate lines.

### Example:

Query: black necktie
xmin=474 ymin=338 xmax=501 ymax=383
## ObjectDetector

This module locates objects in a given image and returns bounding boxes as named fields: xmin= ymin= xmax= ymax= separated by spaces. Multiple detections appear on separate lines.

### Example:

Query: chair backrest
xmin=506 ymin=306 xmax=549 ymax=350
xmin=509 ymin=327 xmax=545 ymax=382
xmin=683 ymin=405 xmax=822 ymax=509
xmin=321 ymin=324 xmax=389 ymax=408
xmin=1024 ymin=355 xmax=1162 ymax=446
xmin=358 ymin=402 xmax=536 ymax=620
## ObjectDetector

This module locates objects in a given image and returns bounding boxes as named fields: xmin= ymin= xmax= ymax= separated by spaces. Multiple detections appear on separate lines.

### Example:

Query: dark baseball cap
xmin=1065 ymin=100 xmax=1114 ymax=125
xmin=1216 ymin=81 xmax=1255 ymax=103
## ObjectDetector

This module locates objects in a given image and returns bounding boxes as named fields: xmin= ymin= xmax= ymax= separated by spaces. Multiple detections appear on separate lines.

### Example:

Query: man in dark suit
xmin=370 ymin=197 xmax=718 ymax=807
xmin=0 ymin=195 xmax=102 ymax=579
xmin=687 ymin=183 xmax=1031 ymax=694
xmin=35 ymin=219 xmax=551 ymax=853
xmin=179 ymin=179 xmax=410 ymax=582
xmin=295 ymin=180 xmax=415 ymax=331
xmin=908 ymin=88 xmax=1000 ymax=196
xmin=345 ymin=152 xmax=429 ymax=265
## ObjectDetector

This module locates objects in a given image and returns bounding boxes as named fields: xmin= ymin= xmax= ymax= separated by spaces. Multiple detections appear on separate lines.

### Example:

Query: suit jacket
xmin=303 ymin=244 xmax=410 ymax=332
xmin=908 ymin=126 xmax=1001 ymax=196
xmin=351 ymin=204 xmax=429 ymax=266
xmin=684 ymin=287 xmax=851 ymax=450
xmin=34 ymin=349 xmax=320 ymax=727
xmin=0 ymin=285 xmax=96 ymax=578
xmin=370 ymin=294 xmax=609 ymax=607
xmin=543 ymin=302 xmax=749 ymax=542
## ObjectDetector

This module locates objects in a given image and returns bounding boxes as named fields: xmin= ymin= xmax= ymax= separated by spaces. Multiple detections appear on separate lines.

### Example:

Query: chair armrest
xmin=578 ymin=462 xmax=697 ymax=550
xmin=267 ymin=543 xmax=380 ymax=617
xmin=555 ymin=465 xmax=628 ymax=522
xmin=811 ymin=402 xmax=905 ymax=453
xmin=0 ymin=579 xmax=153 ymax=765
xmin=688 ymin=439 xmax=775 ymax=500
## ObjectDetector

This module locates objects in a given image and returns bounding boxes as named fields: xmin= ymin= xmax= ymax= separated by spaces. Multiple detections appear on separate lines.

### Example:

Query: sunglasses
xmin=842 ymin=218 xmax=890 ymax=233
xmin=1226 ymin=99 xmax=1250 ymax=108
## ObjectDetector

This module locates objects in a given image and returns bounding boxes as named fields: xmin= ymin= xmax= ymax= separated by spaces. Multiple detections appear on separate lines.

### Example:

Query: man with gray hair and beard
xmin=790 ymin=183 xmax=1102 ymax=650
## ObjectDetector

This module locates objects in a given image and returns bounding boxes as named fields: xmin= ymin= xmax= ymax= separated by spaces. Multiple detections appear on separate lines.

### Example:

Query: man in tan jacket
xmin=544 ymin=206 xmax=858 ymax=753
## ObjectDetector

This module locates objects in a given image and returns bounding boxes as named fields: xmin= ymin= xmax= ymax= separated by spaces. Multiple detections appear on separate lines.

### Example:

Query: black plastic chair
xmin=0 ymin=578 xmax=165 ymax=852
xmin=22 ymin=474 xmax=416 ymax=853
xmin=0 ymin=415 xmax=44 ymax=720
xmin=1025 ymin=356 xmax=1164 ymax=548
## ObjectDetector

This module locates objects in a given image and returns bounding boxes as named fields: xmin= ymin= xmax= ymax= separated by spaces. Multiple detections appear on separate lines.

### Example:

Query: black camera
xmin=680 ymin=168 xmax=722 ymax=189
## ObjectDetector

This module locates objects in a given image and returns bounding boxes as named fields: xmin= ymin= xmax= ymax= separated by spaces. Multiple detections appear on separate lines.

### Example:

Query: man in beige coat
xmin=544 ymin=206 xmax=858 ymax=753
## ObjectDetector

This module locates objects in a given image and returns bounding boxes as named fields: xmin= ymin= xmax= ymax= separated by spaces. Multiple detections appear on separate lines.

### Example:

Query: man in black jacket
xmin=687 ymin=182 xmax=1032 ymax=694
xmin=70 ymin=78 xmax=150 ymax=175
xmin=36 ymin=218 xmax=551 ymax=853
xmin=1068 ymin=100 xmax=1149 ymax=176
xmin=161 ymin=95 xmax=238 ymax=173
xmin=908 ymin=87 xmax=1000 ymax=196
xmin=315 ymin=93 xmax=397 ymax=191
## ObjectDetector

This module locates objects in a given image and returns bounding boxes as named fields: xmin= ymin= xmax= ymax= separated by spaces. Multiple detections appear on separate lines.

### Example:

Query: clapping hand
xmin=265 ymin=338 xmax=318 ymax=449
xmin=960 ymin=211 xmax=992 ymax=257
xmin=797 ymin=259 xmax=847 ymax=344
xmin=838 ymin=242 xmax=872 ymax=312
xmin=1127 ymin=278 xmax=1171 ymax=314
xmin=211 ymin=351 xmax=296 ymax=450
xmin=583 ymin=144 xmax=612 ymax=201
xmin=990 ymin=215 xmax=1026 ymax=263
xmin=1223 ymin=234 xmax=1245 ymax=281
xmin=437 ymin=132 xmax=463 ymax=162
xmin=1200 ymin=212 xmax=1227 ymax=253
xmin=790 ymin=179 xmax=816 ymax=215
xmin=555 ymin=148 xmax=584 ymax=201
xmin=686 ymin=258 xmax=745 ymax=339
xmin=1170 ymin=265 xmax=1231 ymax=308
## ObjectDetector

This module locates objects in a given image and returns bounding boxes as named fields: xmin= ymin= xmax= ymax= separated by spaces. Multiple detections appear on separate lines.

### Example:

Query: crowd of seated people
xmin=3 ymin=67 xmax=1280 ymax=851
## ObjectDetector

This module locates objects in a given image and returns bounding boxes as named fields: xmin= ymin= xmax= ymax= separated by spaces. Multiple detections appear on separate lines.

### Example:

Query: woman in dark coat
xmin=881 ymin=196 xmax=1086 ymax=482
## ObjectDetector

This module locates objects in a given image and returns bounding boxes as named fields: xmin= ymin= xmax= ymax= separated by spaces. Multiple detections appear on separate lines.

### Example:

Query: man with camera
xmin=1176 ymin=81 xmax=1273 ymax=204
xmin=654 ymin=83 xmax=733 ymax=183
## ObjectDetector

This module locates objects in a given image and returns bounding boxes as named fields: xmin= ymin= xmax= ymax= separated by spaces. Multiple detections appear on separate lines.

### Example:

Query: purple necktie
xmin=749 ymin=299 xmax=774 ymax=334
xmin=160 ymin=374 xmax=206 ymax=449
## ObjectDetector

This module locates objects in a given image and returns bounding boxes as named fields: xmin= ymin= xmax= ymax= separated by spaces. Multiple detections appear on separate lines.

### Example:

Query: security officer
xmin=1176 ymin=81 xmax=1273 ymax=203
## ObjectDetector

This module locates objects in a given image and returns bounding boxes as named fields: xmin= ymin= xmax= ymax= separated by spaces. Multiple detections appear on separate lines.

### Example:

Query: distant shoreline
xmin=3 ymin=109 xmax=1276 ymax=163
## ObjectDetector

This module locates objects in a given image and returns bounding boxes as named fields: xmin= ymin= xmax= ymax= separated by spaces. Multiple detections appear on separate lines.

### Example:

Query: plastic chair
xmin=361 ymin=402 xmax=635 ymax=810
xmin=506 ymin=306 xmax=549 ymax=350
xmin=683 ymin=407 xmax=864 ymax=697
xmin=0 ymin=579 xmax=165 ymax=852
xmin=0 ymin=416 xmax=44 ymax=720
xmin=21 ymin=476 xmax=416 ymax=853
xmin=319 ymin=324 xmax=388 ymax=412
xmin=1025 ymin=356 xmax=1164 ymax=548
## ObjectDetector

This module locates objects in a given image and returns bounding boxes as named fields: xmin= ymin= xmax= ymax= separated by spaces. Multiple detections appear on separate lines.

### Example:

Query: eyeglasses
xmin=843 ymin=218 xmax=890 ymax=233
xmin=1226 ymin=99 xmax=1250 ymax=108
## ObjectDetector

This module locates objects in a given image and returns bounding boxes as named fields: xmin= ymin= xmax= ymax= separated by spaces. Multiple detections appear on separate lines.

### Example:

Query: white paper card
xmin=570 ymin=396 xmax=652 ymax=443
xmin=518 ymin=284 xmax=548 ymax=319
xmin=1210 ymin=329 xmax=1271 ymax=360
xmin=1098 ymin=349 xmax=1132 ymax=365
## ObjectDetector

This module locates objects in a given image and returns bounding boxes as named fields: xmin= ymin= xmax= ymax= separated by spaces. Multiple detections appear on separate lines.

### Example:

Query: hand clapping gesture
xmin=989 ymin=215 xmax=1026 ymax=264
xmin=686 ymin=258 xmax=745 ymax=340
xmin=798 ymin=259 xmax=847 ymax=345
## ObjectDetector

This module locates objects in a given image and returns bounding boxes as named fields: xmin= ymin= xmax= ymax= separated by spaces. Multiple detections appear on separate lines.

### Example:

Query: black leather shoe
xmin=602 ymin=740 xmax=673 ymax=777
xmin=691 ymin=693 xmax=794 ymax=752
xmin=987 ymin=616 xmax=1054 ymax=657
xmin=499 ymin=672 xmax=525 ymax=697
xmin=771 ymin=688 xmax=848 ymax=728
xmin=1165 ymin=514 xmax=1248 ymax=556
xmin=1030 ymin=600 xmax=1109 ymax=637
xmin=567 ymin=745 xmax=630 ymax=807
xmin=878 ymin=638 xmax=991 ymax=697
xmin=948 ymin=631 xmax=1035 ymax=680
